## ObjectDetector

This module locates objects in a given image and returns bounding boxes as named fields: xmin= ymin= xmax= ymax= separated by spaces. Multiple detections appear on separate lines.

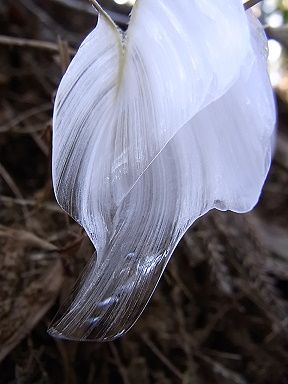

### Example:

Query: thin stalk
xmin=244 ymin=0 xmax=262 ymax=10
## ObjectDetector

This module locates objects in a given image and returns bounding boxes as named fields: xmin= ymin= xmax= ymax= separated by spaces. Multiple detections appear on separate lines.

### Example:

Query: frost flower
xmin=50 ymin=0 xmax=276 ymax=341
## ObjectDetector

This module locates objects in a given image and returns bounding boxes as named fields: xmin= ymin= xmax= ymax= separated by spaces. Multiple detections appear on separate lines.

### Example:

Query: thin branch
xmin=0 ymin=164 xmax=30 ymax=224
xmin=18 ymin=0 xmax=79 ymax=41
xmin=57 ymin=36 xmax=71 ymax=74
xmin=109 ymin=344 xmax=131 ymax=384
xmin=0 ymin=196 xmax=63 ymax=213
xmin=0 ymin=103 xmax=51 ymax=133
xmin=244 ymin=0 xmax=262 ymax=10
xmin=0 ymin=225 xmax=58 ymax=252
xmin=0 ymin=35 xmax=75 ymax=54
xmin=141 ymin=336 xmax=183 ymax=381
xmin=50 ymin=0 xmax=129 ymax=26
xmin=51 ymin=0 xmax=95 ymax=15
xmin=30 ymin=131 xmax=50 ymax=157
xmin=0 ymin=163 xmax=25 ymax=203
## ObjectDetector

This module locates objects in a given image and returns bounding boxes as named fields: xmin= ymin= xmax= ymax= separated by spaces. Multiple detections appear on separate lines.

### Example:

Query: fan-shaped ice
xmin=50 ymin=0 xmax=276 ymax=341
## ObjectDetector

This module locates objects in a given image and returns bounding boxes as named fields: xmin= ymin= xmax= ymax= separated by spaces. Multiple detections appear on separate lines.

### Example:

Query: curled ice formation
xmin=50 ymin=0 xmax=276 ymax=341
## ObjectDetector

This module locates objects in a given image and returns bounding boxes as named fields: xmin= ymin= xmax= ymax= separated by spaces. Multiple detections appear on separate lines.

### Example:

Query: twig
xmin=244 ymin=0 xmax=262 ymax=10
xmin=0 ymin=35 xmax=75 ymax=55
xmin=54 ymin=340 xmax=78 ymax=384
xmin=203 ymin=349 xmax=242 ymax=361
xmin=265 ymin=317 xmax=288 ymax=343
xmin=19 ymin=0 xmax=59 ymax=32
xmin=141 ymin=335 xmax=183 ymax=381
xmin=198 ymin=354 xmax=247 ymax=384
xmin=57 ymin=36 xmax=71 ymax=74
xmin=0 ymin=163 xmax=31 ymax=224
xmin=168 ymin=259 xmax=194 ymax=300
xmin=0 ymin=195 xmax=63 ymax=213
xmin=0 ymin=260 xmax=63 ymax=363
xmin=0 ymin=163 xmax=24 ymax=201
xmin=50 ymin=0 xmax=129 ymax=26
xmin=30 ymin=131 xmax=50 ymax=157
xmin=0 ymin=103 xmax=51 ymax=133
xmin=109 ymin=343 xmax=131 ymax=384
xmin=89 ymin=0 xmax=120 ymax=31
xmin=12 ymin=121 xmax=51 ymax=134
xmin=0 ymin=224 xmax=58 ymax=251
xmin=18 ymin=0 xmax=80 ymax=42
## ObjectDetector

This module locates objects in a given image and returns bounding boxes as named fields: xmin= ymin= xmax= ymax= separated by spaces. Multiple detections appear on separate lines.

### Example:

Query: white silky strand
xmin=50 ymin=1 xmax=276 ymax=341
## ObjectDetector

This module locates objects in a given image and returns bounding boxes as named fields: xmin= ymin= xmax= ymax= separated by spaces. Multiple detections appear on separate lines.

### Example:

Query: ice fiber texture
xmin=51 ymin=0 xmax=276 ymax=341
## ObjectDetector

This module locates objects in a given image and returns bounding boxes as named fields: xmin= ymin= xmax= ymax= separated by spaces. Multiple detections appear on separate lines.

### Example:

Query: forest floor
xmin=1 ymin=1 xmax=288 ymax=383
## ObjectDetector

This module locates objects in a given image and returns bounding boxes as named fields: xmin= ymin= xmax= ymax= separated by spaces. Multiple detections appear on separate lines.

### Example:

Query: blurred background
xmin=0 ymin=1 xmax=288 ymax=383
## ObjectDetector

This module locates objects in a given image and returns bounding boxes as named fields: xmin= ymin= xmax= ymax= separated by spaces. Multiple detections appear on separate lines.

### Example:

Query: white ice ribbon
xmin=50 ymin=0 xmax=276 ymax=341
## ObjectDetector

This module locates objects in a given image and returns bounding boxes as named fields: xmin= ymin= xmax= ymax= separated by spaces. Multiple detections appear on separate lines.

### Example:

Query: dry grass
xmin=0 ymin=1 xmax=288 ymax=383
